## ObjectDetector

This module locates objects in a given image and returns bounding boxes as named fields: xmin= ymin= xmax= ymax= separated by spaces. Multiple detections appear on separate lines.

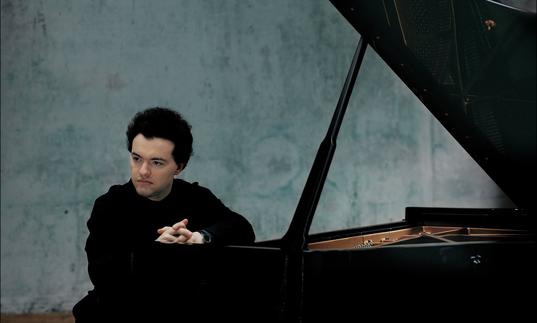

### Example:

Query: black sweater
xmin=76 ymin=179 xmax=255 ymax=321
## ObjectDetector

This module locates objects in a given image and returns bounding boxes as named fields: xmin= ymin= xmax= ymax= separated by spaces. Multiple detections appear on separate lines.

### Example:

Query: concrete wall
xmin=1 ymin=0 xmax=514 ymax=313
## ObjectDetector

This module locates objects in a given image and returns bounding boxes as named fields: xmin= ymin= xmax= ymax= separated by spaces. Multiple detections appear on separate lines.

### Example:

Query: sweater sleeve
xmin=85 ymin=193 xmax=133 ymax=300
xmin=193 ymin=185 xmax=255 ymax=245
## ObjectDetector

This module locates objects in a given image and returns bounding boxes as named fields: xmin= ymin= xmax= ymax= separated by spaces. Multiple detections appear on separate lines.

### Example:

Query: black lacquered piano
xmin=136 ymin=1 xmax=536 ymax=321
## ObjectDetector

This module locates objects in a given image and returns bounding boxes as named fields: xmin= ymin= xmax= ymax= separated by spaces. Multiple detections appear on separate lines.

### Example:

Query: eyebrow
xmin=131 ymin=152 xmax=168 ymax=162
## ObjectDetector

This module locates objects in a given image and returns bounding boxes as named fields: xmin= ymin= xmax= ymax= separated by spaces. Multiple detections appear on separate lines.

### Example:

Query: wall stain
xmin=106 ymin=72 xmax=127 ymax=91
xmin=32 ymin=3 xmax=47 ymax=37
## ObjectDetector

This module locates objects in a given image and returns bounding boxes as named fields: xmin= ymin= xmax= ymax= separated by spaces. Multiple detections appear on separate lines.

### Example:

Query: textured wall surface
xmin=1 ymin=0 xmax=515 ymax=313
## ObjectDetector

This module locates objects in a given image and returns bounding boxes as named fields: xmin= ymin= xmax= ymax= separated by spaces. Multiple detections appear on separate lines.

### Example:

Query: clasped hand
xmin=155 ymin=218 xmax=204 ymax=244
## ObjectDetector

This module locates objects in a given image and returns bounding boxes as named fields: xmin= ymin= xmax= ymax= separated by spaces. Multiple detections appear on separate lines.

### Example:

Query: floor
xmin=0 ymin=312 xmax=74 ymax=323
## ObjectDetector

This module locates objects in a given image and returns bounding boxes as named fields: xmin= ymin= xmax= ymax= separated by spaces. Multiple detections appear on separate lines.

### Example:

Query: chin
xmin=134 ymin=187 xmax=152 ymax=198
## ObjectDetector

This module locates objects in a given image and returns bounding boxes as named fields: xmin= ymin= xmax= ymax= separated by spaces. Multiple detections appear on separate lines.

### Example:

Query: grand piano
xmin=136 ymin=1 xmax=536 ymax=322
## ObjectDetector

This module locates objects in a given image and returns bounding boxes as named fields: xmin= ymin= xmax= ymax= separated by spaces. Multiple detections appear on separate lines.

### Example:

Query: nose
xmin=139 ymin=162 xmax=151 ymax=178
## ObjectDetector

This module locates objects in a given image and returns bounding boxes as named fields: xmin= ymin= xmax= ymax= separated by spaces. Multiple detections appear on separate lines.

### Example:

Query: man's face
xmin=130 ymin=134 xmax=183 ymax=201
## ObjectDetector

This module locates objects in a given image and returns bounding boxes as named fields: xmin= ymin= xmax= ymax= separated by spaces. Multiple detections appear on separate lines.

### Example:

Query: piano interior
xmin=308 ymin=225 xmax=533 ymax=250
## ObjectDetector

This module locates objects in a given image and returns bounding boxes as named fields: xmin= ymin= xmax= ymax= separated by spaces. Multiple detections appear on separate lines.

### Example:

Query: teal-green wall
xmin=1 ymin=0 xmax=515 ymax=313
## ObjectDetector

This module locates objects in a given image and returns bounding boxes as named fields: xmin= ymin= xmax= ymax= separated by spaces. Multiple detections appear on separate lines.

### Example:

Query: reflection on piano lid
xmin=493 ymin=0 xmax=536 ymax=13
xmin=330 ymin=0 xmax=536 ymax=208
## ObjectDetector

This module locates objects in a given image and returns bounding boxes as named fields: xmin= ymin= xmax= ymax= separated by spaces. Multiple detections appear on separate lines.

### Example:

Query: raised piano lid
xmin=329 ymin=0 xmax=536 ymax=208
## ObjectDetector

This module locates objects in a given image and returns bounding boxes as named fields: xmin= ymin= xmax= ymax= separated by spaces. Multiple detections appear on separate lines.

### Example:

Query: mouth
xmin=137 ymin=179 xmax=153 ymax=185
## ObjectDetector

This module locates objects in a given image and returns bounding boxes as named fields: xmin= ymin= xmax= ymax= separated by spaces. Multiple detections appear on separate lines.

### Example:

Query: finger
xmin=176 ymin=228 xmax=193 ymax=240
xmin=174 ymin=234 xmax=189 ymax=244
xmin=172 ymin=218 xmax=189 ymax=230
xmin=163 ymin=233 xmax=177 ymax=242
xmin=155 ymin=233 xmax=177 ymax=244
xmin=157 ymin=226 xmax=172 ymax=234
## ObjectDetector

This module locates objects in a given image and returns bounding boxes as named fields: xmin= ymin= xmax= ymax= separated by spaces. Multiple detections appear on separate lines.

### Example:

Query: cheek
xmin=154 ymin=168 xmax=176 ymax=180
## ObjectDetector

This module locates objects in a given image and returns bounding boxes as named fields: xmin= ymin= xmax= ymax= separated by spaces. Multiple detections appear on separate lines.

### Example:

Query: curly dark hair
xmin=126 ymin=107 xmax=193 ymax=167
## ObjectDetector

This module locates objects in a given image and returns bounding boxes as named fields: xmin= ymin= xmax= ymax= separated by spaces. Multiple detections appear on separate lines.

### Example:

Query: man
xmin=73 ymin=107 xmax=255 ymax=322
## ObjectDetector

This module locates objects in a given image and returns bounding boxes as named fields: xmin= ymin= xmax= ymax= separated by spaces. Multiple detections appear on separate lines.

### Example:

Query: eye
xmin=152 ymin=160 xmax=165 ymax=167
xmin=131 ymin=155 xmax=142 ymax=163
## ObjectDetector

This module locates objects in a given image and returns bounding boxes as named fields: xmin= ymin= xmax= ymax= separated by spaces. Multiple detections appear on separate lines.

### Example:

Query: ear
xmin=174 ymin=163 xmax=185 ymax=175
